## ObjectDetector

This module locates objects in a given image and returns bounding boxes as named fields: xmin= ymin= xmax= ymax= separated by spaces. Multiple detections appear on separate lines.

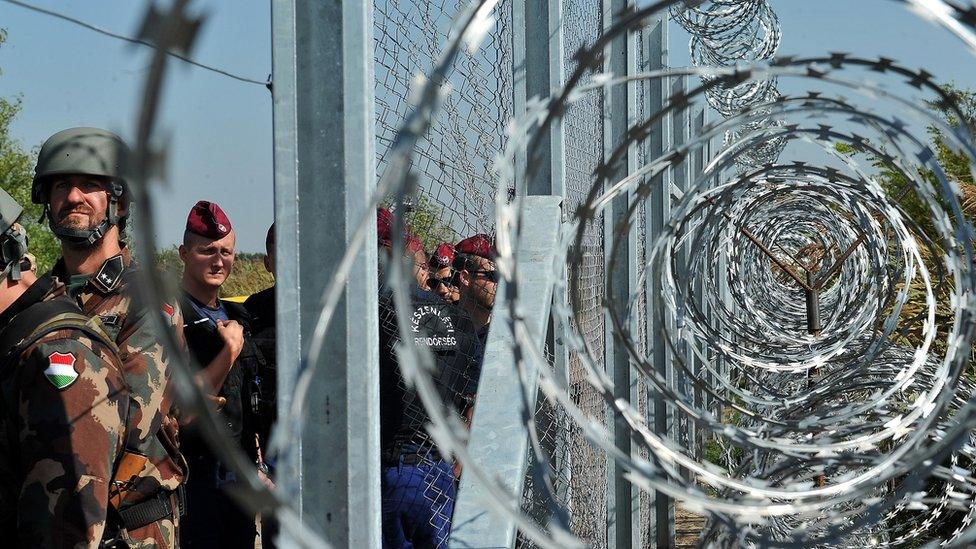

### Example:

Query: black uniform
xmin=242 ymin=285 xmax=278 ymax=549
xmin=378 ymin=286 xmax=482 ymax=548
xmin=243 ymin=285 xmax=276 ymax=445
xmin=177 ymin=292 xmax=263 ymax=549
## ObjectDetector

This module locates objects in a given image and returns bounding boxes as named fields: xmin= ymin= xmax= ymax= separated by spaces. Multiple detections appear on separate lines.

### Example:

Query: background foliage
xmin=155 ymin=246 xmax=273 ymax=298
xmin=0 ymin=29 xmax=60 ymax=273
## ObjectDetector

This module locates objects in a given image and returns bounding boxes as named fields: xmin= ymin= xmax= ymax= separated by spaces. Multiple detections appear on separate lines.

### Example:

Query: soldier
xmin=0 ymin=187 xmax=128 ymax=547
xmin=176 ymin=200 xmax=266 ymax=548
xmin=377 ymin=207 xmax=431 ymax=292
xmin=243 ymin=222 xmax=277 ymax=548
xmin=32 ymin=127 xmax=187 ymax=547
xmin=243 ymin=222 xmax=276 ymax=442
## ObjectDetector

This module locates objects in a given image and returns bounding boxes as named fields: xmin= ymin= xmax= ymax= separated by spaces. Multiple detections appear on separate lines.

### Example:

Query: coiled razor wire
xmin=495 ymin=1 xmax=976 ymax=546
xmin=121 ymin=0 xmax=976 ymax=548
xmin=671 ymin=0 xmax=787 ymax=169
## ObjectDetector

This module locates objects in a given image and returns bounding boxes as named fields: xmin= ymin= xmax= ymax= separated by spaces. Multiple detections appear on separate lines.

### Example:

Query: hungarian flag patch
xmin=44 ymin=352 xmax=78 ymax=390
xmin=162 ymin=302 xmax=175 ymax=320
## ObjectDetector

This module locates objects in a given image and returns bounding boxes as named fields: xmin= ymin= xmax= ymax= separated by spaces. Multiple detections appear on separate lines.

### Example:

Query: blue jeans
xmin=381 ymin=456 xmax=456 ymax=549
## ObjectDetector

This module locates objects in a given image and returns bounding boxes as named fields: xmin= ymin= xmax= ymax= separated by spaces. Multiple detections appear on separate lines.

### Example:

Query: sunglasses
xmin=470 ymin=270 xmax=498 ymax=283
xmin=427 ymin=276 xmax=456 ymax=289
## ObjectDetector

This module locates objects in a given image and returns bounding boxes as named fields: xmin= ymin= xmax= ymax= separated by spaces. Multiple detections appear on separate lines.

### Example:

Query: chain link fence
xmin=373 ymin=1 xmax=647 ymax=546
xmin=374 ymin=0 xmax=515 ymax=243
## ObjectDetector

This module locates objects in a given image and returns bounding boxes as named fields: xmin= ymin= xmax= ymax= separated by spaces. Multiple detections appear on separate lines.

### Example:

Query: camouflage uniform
xmin=43 ymin=247 xmax=187 ymax=548
xmin=0 ymin=288 xmax=128 ymax=548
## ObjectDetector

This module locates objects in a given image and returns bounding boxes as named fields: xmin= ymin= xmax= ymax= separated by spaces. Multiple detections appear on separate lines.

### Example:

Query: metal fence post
xmin=517 ymin=0 xmax=566 ymax=200
xmin=625 ymin=11 xmax=645 ymax=549
xmin=517 ymin=0 xmax=568 ymax=372
xmin=450 ymin=196 xmax=564 ymax=548
xmin=270 ymin=1 xmax=380 ymax=546
xmin=669 ymin=78 xmax=691 ymax=508
xmin=604 ymin=0 xmax=636 ymax=546
xmin=511 ymin=0 xmax=571 ymax=538
xmin=644 ymin=13 xmax=673 ymax=545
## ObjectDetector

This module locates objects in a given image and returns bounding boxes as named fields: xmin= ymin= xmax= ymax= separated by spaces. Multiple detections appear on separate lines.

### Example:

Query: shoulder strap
xmin=0 ymin=299 xmax=79 ymax=360
xmin=28 ymin=312 xmax=119 ymax=356
xmin=0 ymin=301 xmax=119 ymax=366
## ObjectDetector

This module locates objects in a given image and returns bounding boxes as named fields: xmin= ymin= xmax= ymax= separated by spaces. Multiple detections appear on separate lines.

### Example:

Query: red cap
xmin=186 ymin=200 xmax=232 ymax=239
xmin=455 ymin=233 xmax=495 ymax=260
xmin=377 ymin=207 xmax=394 ymax=248
xmin=378 ymin=207 xmax=424 ymax=254
xmin=429 ymin=242 xmax=455 ymax=268
xmin=405 ymin=235 xmax=425 ymax=254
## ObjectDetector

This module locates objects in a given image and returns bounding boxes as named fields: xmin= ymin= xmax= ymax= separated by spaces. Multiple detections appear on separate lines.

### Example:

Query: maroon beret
xmin=186 ymin=200 xmax=232 ymax=239
xmin=429 ymin=243 xmax=455 ymax=268
xmin=455 ymin=233 xmax=495 ymax=260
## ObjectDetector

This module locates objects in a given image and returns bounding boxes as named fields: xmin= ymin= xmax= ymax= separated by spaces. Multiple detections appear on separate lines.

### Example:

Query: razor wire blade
xmin=122 ymin=0 xmax=976 ymax=548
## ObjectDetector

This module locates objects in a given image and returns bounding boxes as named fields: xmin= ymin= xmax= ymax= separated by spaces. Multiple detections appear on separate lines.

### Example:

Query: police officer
xmin=376 ymin=219 xmax=482 ymax=548
xmin=0 ymin=188 xmax=128 ymax=547
xmin=242 ymin=222 xmax=278 ymax=548
xmin=453 ymin=233 xmax=497 ymax=355
xmin=32 ymin=127 xmax=187 ymax=547
xmin=427 ymin=242 xmax=460 ymax=304
xmin=243 ymin=222 xmax=277 ymax=454
xmin=177 ymin=201 xmax=266 ymax=548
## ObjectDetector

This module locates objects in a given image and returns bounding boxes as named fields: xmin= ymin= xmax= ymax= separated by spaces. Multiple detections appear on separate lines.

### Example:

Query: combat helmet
xmin=0 ymin=188 xmax=28 ymax=281
xmin=32 ymin=127 xmax=130 ymax=247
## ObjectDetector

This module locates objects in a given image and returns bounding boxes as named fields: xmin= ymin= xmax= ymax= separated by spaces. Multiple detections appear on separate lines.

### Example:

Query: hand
xmin=257 ymin=468 xmax=276 ymax=490
xmin=216 ymin=319 xmax=245 ymax=359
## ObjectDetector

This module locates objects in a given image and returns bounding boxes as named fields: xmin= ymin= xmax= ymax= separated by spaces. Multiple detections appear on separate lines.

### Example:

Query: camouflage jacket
xmin=44 ymin=248 xmax=187 ymax=548
xmin=0 ymin=289 xmax=128 ymax=548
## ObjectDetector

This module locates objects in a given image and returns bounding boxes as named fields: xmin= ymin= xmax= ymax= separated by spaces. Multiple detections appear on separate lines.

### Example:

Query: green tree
xmin=834 ymin=83 xmax=976 ymax=361
xmin=0 ymin=29 xmax=60 ymax=272
xmin=384 ymin=193 xmax=459 ymax=251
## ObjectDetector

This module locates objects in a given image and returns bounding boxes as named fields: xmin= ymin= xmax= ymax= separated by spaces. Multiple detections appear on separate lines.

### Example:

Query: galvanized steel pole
xmin=449 ymin=197 xmax=564 ymax=548
xmin=271 ymin=1 xmax=380 ymax=546
xmin=604 ymin=0 xmax=635 ymax=545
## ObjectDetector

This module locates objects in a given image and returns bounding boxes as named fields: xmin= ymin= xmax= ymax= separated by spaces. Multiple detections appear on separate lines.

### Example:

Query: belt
xmin=382 ymin=451 xmax=443 ymax=467
xmin=117 ymin=485 xmax=186 ymax=531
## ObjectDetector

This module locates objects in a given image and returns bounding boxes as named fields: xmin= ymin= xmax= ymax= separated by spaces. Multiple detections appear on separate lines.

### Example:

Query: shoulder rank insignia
xmin=100 ymin=314 xmax=121 ymax=328
xmin=91 ymin=254 xmax=125 ymax=293
xmin=44 ymin=352 xmax=78 ymax=390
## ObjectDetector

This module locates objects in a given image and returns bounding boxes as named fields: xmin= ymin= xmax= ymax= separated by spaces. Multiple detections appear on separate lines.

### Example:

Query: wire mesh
xmin=374 ymin=0 xmax=514 ymax=242
xmin=560 ymin=0 xmax=609 ymax=546
xmin=372 ymin=1 xmax=515 ymax=545
xmin=375 ymin=0 xmax=618 ymax=545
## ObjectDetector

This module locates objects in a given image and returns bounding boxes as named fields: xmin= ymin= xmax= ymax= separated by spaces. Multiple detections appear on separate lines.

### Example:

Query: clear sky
xmin=1 ymin=0 xmax=975 ymax=252
xmin=0 ymin=0 xmax=272 ymax=252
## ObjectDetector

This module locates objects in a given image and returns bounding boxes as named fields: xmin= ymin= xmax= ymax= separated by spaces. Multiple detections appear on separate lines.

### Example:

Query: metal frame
xmin=272 ymin=5 xmax=717 ymax=547
xmin=644 ymin=16 xmax=674 ymax=544
xmin=271 ymin=0 xmax=380 ymax=545
xmin=514 ymin=0 xmax=575 ymax=533
xmin=602 ymin=0 xmax=638 ymax=546
xmin=450 ymin=196 xmax=564 ymax=548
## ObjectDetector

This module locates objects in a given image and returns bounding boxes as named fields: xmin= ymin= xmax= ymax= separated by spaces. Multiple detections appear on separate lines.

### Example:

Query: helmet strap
xmin=48 ymin=197 xmax=119 ymax=248
xmin=45 ymin=182 xmax=127 ymax=248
